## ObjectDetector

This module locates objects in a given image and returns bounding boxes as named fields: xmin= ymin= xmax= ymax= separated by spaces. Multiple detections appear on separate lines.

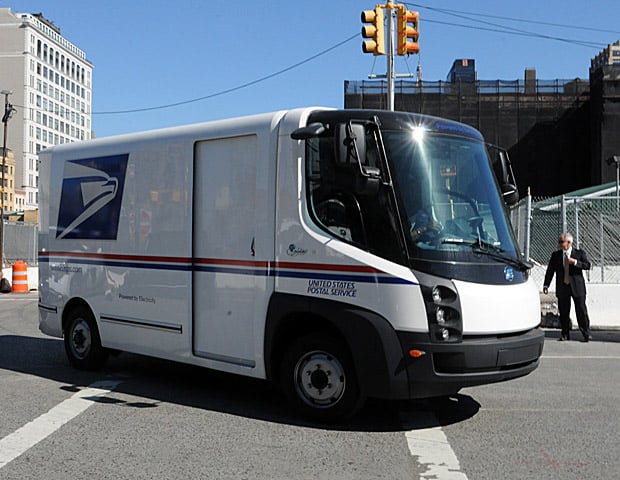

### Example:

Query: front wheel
xmin=64 ymin=306 xmax=108 ymax=370
xmin=279 ymin=333 xmax=364 ymax=422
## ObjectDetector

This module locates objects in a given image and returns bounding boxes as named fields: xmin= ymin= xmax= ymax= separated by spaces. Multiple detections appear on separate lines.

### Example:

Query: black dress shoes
xmin=582 ymin=335 xmax=593 ymax=342
xmin=558 ymin=335 xmax=569 ymax=341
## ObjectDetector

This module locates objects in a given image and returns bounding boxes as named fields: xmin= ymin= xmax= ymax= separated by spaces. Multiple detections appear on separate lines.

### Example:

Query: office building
xmin=0 ymin=149 xmax=16 ymax=211
xmin=591 ymin=40 xmax=620 ymax=69
xmin=0 ymin=8 xmax=92 ymax=211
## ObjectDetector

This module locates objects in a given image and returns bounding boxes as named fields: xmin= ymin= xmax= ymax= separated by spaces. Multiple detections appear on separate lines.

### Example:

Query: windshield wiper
xmin=442 ymin=237 xmax=532 ymax=272
xmin=443 ymin=236 xmax=503 ymax=252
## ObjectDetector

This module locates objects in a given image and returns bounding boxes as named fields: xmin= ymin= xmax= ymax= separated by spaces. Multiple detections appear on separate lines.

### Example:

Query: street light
xmin=607 ymin=155 xmax=620 ymax=211
xmin=1 ymin=89 xmax=16 ymax=272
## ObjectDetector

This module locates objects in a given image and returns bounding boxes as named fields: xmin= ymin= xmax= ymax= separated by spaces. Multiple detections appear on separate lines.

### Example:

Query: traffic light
xmin=396 ymin=6 xmax=419 ymax=55
xmin=361 ymin=6 xmax=385 ymax=56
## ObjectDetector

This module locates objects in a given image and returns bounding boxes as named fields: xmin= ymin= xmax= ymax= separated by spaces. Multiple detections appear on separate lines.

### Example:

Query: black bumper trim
xmin=396 ymin=328 xmax=545 ymax=398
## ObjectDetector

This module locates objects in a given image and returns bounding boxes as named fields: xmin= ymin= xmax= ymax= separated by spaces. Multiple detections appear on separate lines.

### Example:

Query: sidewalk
xmin=534 ymin=264 xmax=620 ymax=330
xmin=543 ymin=328 xmax=620 ymax=342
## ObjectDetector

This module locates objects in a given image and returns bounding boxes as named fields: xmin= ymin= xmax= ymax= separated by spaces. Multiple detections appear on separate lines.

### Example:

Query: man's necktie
xmin=564 ymin=252 xmax=570 ymax=285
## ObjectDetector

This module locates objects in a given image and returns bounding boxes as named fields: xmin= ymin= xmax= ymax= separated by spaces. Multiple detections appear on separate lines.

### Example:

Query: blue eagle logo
xmin=56 ymin=154 xmax=128 ymax=240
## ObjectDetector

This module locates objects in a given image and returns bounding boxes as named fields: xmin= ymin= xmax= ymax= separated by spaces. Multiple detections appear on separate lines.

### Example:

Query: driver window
xmin=307 ymin=136 xmax=365 ymax=245
xmin=306 ymin=133 xmax=405 ymax=264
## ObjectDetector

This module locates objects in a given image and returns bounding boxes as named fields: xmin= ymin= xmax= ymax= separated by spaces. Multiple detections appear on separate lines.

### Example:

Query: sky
xmin=3 ymin=0 xmax=620 ymax=138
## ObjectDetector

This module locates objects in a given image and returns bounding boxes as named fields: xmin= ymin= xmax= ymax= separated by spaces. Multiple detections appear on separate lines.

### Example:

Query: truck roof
xmin=39 ymin=107 xmax=315 ymax=157
xmin=308 ymin=109 xmax=484 ymax=141
xmin=40 ymin=107 xmax=483 ymax=159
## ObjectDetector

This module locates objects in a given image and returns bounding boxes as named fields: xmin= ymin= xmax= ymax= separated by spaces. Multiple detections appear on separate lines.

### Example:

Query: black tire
xmin=64 ymin=306 xmax=108 ymax=370
xmin=279 ymin=332 xmax=365 ymax=422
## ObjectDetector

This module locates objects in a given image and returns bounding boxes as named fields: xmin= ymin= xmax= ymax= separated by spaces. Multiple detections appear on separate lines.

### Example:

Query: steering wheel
xmin=409 ymin=216 xmax=443 ymax=242
xmin=315 ymin=198 xmax=348 ymax=226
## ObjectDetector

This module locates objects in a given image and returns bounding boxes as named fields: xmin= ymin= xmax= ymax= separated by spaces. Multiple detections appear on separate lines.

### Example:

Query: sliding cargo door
xmin=192 ymin=135 xmax=272 ymax=372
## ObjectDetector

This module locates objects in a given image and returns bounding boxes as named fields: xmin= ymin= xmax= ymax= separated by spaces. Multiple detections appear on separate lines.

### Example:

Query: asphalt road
xmin=1 ymin=292 xmax=619 ymax=479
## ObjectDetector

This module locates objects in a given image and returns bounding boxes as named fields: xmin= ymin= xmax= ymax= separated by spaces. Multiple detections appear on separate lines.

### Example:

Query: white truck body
xmin=38 ymin=107 xmax=543 ymax=420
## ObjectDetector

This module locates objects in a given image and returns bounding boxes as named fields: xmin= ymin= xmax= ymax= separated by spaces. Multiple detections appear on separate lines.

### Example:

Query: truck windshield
xmin=304 ymin=121 xmax=526 ymax=280
xmin=383 ymin=130 xmax=519 ymax=261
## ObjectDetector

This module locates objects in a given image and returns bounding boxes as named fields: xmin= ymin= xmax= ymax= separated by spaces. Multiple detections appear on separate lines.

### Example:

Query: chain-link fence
xmin=510 ymin=193 xmax=620 ymax=284
xmin=1 ymin=222 xmax=38 ymax=267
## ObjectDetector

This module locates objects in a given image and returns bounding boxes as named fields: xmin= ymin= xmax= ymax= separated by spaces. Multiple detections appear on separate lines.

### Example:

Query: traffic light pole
xmin=386 ymin=2 xmax=395 ymax=111
xmin=362 ymin=2 xmax=418 ymax=111
xmin=1 ymin=90 xmax=10 ymax=272
xmin=0 ymin=89 xmax=15 ymax=273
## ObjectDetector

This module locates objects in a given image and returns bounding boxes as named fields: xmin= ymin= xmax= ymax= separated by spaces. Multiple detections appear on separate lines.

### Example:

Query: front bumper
xmin=396 ymin=328 xmax=545 ymax=398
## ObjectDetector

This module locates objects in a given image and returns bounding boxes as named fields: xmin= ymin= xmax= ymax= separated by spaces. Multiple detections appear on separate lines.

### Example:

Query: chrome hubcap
xmin=70 ymin=319 xmax=91 ymax=359
xmin=294 ymin=350 xmax=346 ymax=408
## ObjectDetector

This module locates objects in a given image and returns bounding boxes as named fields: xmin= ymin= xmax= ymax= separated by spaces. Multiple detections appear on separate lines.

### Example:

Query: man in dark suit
xmin=543 ymin=232 xmax=592 ymax=342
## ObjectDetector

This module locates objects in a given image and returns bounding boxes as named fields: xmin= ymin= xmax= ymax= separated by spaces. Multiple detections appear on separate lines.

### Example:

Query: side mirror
xmin=335 ymin=123 xmax=366 ymax=166
xmin=335 ymin=122 xmax=382 ymax=196
xmin=502 ymin=183 xmax=519 ymax=206
xmin=490 ymin=146 xmax=520 ymax=206
xmin=290 ymin=122 xmax=326 ymax=140
xmin=355 ymin=166 xmax=381 ymax=196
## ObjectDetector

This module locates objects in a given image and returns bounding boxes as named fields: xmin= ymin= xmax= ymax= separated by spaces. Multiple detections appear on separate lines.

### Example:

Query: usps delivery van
xmin=38 ymin=108 xmax=544 ymax=420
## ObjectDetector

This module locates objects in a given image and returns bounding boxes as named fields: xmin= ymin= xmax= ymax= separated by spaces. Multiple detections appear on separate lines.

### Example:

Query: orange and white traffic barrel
xmin=11 ymin=260 xmax=28 ymax=293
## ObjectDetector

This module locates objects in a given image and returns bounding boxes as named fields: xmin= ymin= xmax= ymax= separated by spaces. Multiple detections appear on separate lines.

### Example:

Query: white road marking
xmin=543 ymin=355 xmax=620 ymax=359
xmin=0 ymin=379 xmax=122 ymax=469
xmin=405 ymin=413 xmax=469 ymax=479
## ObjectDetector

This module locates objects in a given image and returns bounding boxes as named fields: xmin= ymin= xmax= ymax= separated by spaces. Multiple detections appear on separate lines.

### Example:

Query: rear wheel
xmin=64 ymin=306 xmax=108 ymax=370
xmin=279 ymin=332 xmax=364 ymax=422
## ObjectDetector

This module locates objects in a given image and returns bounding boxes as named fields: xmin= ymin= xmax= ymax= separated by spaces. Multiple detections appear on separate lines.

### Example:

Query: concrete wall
xmin=1 ymin=266 xmax=38 ymax=292
xmin=535 ymin=261 xmax=620 ymax=330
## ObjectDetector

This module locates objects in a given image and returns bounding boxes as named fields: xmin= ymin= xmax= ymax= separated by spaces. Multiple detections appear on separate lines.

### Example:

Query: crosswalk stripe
xmin=0 ymin=379 xmax=122 ymax=469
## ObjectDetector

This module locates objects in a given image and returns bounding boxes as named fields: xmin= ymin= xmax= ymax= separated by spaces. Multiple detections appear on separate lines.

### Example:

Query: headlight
xmin=436 ymin=308 xmax=446 ymax=325
xmin=421 ymin=281 xmax=462 ymax=343
xmin=416 ymin=272 xmax=463 ymax=343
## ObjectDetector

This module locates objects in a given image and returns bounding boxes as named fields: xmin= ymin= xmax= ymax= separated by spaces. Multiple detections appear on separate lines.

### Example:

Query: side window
xmin=307 ymin=136 xmax=366 ymax=245
xmin=306 ymin=133 xmax=405 ymax=265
